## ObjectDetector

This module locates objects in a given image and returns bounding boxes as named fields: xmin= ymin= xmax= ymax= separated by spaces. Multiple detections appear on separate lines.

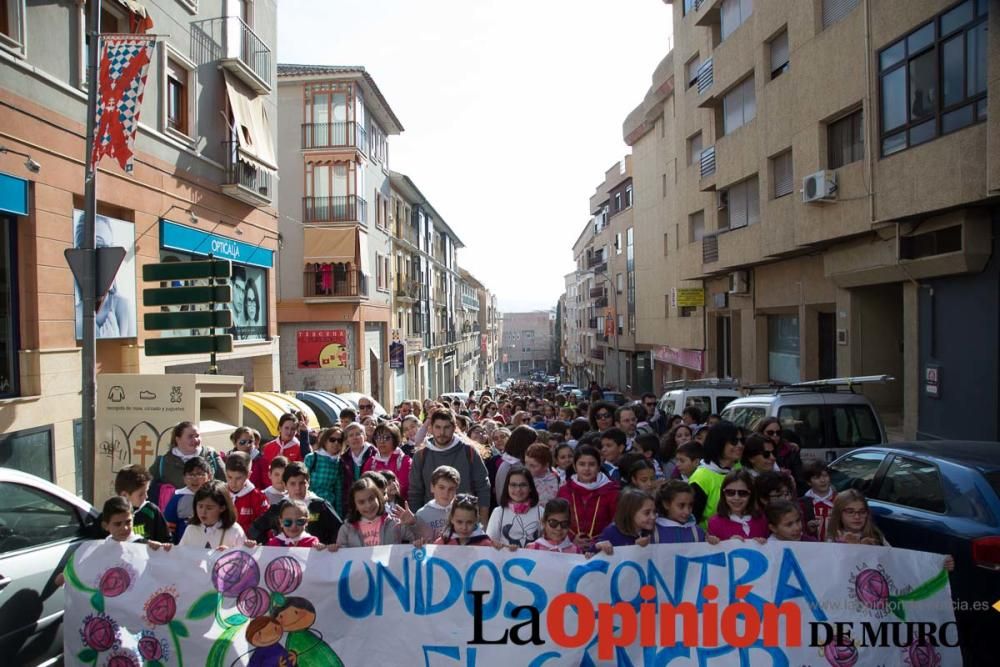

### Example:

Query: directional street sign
xmin=143 ymin=259 xmax=232 ymax=282
xmin=144 ymin=309 xmax=233 ymax=331
xmin=145 ymin=335 xmax=233 ymax=357
xmin=143 ymin=284 xmax=231 ymax=307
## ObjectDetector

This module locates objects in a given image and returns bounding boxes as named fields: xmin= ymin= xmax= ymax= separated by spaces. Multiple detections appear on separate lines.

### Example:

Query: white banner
xmin=64 ymin=541 xmax=960 ymax=666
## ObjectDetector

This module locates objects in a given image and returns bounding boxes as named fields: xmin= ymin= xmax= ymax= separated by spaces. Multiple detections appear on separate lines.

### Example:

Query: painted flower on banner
xmin=97 ymin=564 xmax=135 ymax=598
xmin=105 ymin=649 xmax=141 ymax=667
xmin=823 ymin=639 xmax=860 ymax=667
xmin=904 ymin=640 xmax=942 ymax=667
xmin=850 ymin=565 xmax=893 ymax=617
xmin=136 ymin=630 xmax=169 ymax=662
xmin=264 ymin=556 xmax=302 ymax=594
xmin=143 ymin=588 xmax=178 ymax=626
xmin=212 ymin=549 xmax=260 ymax=597
xmin=80 ymin=613 xmax=120 ymax=653
xmin=237 ymin=586 xmax=271 ymax=618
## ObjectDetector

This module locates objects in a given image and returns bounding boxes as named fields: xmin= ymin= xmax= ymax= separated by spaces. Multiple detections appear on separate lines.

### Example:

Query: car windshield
xmin=721 ymin=405 xmax=766 ymax=431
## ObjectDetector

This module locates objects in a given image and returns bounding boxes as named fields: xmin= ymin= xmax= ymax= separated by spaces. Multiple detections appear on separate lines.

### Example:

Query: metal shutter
xmin=773 ymin=152 xmax=793 ymax=198
xmin=770 ymin=31 xmax=789 ymax=74
xmin=729 ymin=181 xmax=748 ymax=229
xmin=823 ymin=0 xmax=860 ymax=28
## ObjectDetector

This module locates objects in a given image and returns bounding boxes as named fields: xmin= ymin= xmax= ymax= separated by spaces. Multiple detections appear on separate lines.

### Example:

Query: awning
xmin=223 ymin=71 xmax=277 ymax=172
xmin=358 ymin=229 xmax=370 ymax=274
xmin=303 ymin=227 xmax=357 ymax=263
xmin=87 ymin=1 xmax=154 ymax=33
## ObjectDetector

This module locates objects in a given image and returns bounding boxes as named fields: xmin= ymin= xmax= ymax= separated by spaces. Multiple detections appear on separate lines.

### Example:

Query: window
xmin=625 ymin=185 xmax=632 ymax=208
xmin=831 ymin=405 xmax=882 ymax=448
xmin=687 ymin=132 xmax=703 ymax=166
xmin=689 ymin=210 xmax=705 ymax=242
xmin=769 ymin=30 xmax=789 ymax=79
xmin=616 ymin=273 xmax=623 ymax=293
xmin=721 ymin=0 xmax=753 ymax=41
xmin=663 ymin=233 xmax=669 ymax=256
xmin=0 ymin=0 xmax=25 ymax=51
xmin=768 ymin=314 xmax=800 ymax=384
xmin=164 ymin=49 xmax=195 ymax=139
xmin=877 ymin=456 xmax=946 ymax=513
xmin=879 ymin=0 xmax=988 ymax=156
xmin=828 ymin=109 xmax=864 ymax=168
xmin=0 ymin=216 xmax=17 ymax=398
xmin=683 ymin=0 xmax=698 ymax=16
xmin=0 ymin=480 xmax=84 ymax=554
xmin=723 ymin=76 xmax=756 ymax=135
xmin=662 ymin=173 xmax=667 ymax=198
xmin=614 ymin=193 xmax=622 ymax=212
xmin=0 ymin=427 xmax=54 ymax=483
xmin=899 ymin=225 xmax=962 ymax=259
xmin=822 ymin=0 xmax=861 ymax=29
xmin=615 ymin=233 xmax=622 ymax=255
xmin=617 ymin=314 xmax=624 ymax=335
xmin=771 ymin=151 xmax=793 ymax=198
xmin=830 ymin=451 xmax=887 ymax=495
xmin=686 ymin=53 xmax=702 ymax=89
xmin=720 ymin=176 xmax=759 ymax=229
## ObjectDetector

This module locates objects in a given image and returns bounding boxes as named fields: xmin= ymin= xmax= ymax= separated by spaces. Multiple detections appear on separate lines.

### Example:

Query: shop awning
xmin=303 ymin=227 xmax=358 ymax=264
xmin=223 ymin=71 xmax=277 ymax=172
xmin=87 ymin=1 xmax=154 ymax=33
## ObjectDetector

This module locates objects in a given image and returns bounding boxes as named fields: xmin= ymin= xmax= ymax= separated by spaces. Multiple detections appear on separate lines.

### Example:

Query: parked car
xmin=720 ymin=376 xmax=891 ymax=464
xmin=559 ymin=384 xmax=579 ymax=394
xmin=657 ymin=379 xmax=741 ymax=420
xmin=827 ymin=442 xmax=1000 ymax=664
xmin=602 ymin=391 xmax=629 ymax=406
xmin=0 ymin=468 xmax=99 ymax=666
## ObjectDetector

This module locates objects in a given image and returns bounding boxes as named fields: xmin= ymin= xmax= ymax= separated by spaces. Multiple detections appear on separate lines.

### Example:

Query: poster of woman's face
xmin=73 ymin=210 xmax=137 ymax=339
xmin=228 ymin=264 xmax=265 ymax=340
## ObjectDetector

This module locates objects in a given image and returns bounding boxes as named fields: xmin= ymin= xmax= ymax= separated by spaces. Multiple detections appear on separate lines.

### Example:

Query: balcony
xmin=590 ymin=348 xmax=605 ymax=361
xmin=597 ymin=333 xmax=609 ymax=343
xmin=221 ymin=141 xmax=272 ymax=205
xmin=194 ymin=17 xmax=272 ymax=93
xmin=303 ymin=195 xmax=367 ymax=225
xmin=595 ymin=296 xmax=609 ymax=309
xmin=586 ymin=253 xmax=607 ymax=269
xmin=395 ymin=279 xmax=421 ymax=301
xmin=304 ymin=267 xmax=369 ymax=300
xmin=432 ymin=330 xmax=458 ymax=348
xmin=301 ymin=122 xmax=368 ymax=153
xmin=589 ymin=286 xmax=606 ymax=298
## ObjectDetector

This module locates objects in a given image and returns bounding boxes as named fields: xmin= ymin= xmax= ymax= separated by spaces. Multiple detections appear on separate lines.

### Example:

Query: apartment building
xmin=457 ymin=269 xmax=484 ymax=391
xmin=499 ymin=311 xmax=557 ymax=378
xmin=387 ymin=172 xmax=464 ymax=400
xmin=275 ymin=64 xmax=402 ymax=407
xmin=0 ymin=0 xmax=279 ymax=491
xmin=561 ymin=271 xmax=586 ymax=385
xmin=629 ymin=0 xmax=997 ymax=438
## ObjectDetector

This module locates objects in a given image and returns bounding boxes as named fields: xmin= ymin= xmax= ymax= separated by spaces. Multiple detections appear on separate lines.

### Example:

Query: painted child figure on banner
xmin=274 ymin=597 xmax=343 ymax=667
xmin=245 ymin=616 xmax=292 ymax=667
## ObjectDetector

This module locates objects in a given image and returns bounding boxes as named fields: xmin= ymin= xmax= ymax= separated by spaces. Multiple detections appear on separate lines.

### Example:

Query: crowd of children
xmin=91 ymin=391 xmax=952 ymax=576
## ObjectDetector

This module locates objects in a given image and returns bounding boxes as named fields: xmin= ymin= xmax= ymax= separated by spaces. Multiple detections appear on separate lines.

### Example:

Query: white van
xmin=720 ymin=376 xmax=892 ymax=464
xmin=657 ymin=379 xmax=741 ymax=420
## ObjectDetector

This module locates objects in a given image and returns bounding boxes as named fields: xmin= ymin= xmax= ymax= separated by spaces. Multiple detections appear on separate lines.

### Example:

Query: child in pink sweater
xmin=707 ymin=470 xmax=768 ymax=543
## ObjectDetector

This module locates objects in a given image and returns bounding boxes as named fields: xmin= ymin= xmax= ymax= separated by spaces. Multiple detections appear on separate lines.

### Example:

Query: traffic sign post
xmin=142 ymin=258 xmax=234 ymax=372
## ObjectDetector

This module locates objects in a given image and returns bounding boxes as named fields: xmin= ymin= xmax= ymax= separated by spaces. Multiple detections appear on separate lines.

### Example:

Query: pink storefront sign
xmin=653 ymin=346 xmax=703 ymax=372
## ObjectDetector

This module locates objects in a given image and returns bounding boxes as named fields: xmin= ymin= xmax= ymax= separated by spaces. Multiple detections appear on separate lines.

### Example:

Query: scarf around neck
xmin=571 ymin=472 xmax=611 ymax=491
xmin=272 ymin=531 xmax=315 ymax=545
xmin=729 ymin=513 xmax=753 ymax=536
xmin=172 ymin=446 xmax=203 ymax=462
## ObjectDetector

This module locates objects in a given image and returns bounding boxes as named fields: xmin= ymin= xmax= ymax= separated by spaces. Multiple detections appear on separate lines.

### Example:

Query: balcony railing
xmin=697 ymin=58 xmax=714 ymax=94
xmin=222 ymin=141 xmax=272 ymax=205
xmin=586 ymin=253 xmax=606 ymax=269
xmin=193 ymin=17 xmax=272 ymax=93
xmin=589 ymin=286 xmax=606 ymax=298
xmin=395 ymin=279 xmax=421 ymax=299
xmin=590 ymin=348 xmax=606 ymax=360
xmin=703 ymin=234 xmax=719 ymax=264
xmin=588 ymin=317 xmax=599 ymax=330
xmin=301 ymin=122 xmax=368 ymax=152
xmin=304 ymin=267 xmax=368 ymax=298
xmin=303 ymin=195 xmax=368 ymax=224
xmin=597 ymin=333 xmax=609 ymax=343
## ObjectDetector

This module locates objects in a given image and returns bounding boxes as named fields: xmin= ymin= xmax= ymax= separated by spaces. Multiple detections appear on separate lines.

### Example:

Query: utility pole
xmin=81 ymin=0 xmax=102 ymax=502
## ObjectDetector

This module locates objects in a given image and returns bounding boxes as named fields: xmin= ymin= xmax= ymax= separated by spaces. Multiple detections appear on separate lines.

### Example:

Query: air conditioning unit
xmin=717 ymin=190 xmax=729 ymax=210
xmin=728 ymin=270 xmax=750 ymax=295
xmin=802 ymin=170 xmax=838 ymax=203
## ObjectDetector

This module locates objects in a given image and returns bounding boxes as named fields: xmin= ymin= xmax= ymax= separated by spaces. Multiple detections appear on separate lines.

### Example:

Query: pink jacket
xmin=707 ymin=513 xmax=770 ymax=541
xmin=362 ymin=449 xmax=413 ymax=503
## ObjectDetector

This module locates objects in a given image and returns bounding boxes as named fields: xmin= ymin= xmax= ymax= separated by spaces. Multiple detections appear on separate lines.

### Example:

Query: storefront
xmin=158 ymin=219 xmax=273 ymax=342
xmin=0 ymin=171 xmax=27 ymax=401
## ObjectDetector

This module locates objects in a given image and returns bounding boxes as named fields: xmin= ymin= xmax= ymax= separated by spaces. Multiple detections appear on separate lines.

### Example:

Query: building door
xmin=716 ymin=315 xmax=732 ymax=378
xmin=818 ymin=312 xmax=836 ymax=379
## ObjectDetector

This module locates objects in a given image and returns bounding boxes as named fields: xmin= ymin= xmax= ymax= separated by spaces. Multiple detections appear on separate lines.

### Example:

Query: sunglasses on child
xmin=723 ymin=488 xmax=751 ymax=498
xmin=281 ymin=518 xmax=308 ymax=528
xmin=237 ymin=439 xmax=253 ymax=446
xmin=546 ymin=519 xmax=571 ymax=529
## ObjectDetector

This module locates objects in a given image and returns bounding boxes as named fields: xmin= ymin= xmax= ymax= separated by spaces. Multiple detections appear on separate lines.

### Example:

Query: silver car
xmin=0 ymin=468 xmax=99 ymax=666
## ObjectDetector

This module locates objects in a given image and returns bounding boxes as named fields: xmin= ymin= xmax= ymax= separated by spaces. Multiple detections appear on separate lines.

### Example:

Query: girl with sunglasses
xmin=266 ymin=499 xmax=329 ymax=549
xmin=304 ymin=427 xmax=350 ymax=517
xmin=741 ymin=433 xmax=780 ymax=477
xmin=229 ymin=426 xmax=268 ymax=490
xmin=755 ymin=417 xmax=805 ymax=493
xmin=526 ymin=498 xmax=580 ymax=553
xmin=707 ymin=470 xmax=768 ymax=543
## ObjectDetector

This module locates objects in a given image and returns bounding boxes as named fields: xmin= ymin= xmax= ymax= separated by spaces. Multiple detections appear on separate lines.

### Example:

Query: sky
xmin=277 ymin=0 xmax=674 ymax=312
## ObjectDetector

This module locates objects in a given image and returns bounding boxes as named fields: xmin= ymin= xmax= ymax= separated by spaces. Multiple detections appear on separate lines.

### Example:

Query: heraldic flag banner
xmin=91 ymin=34 xmax=156 ymax=174
xmin=63 ymin=541 xmax=962 ymax=666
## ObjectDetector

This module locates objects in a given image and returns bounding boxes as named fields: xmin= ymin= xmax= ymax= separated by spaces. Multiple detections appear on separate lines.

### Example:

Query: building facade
xmin=387 ymin=172 xmax=464 ymax=401
xmin=499 ymin=310 xmax=557 ymax=379
xmin=617 ymin=0 xmax=998 ymax=438
xmin=274 ymin=64 xmax=402 ymax=407
xmin=1 ymin=0 xmax=279 ymax=492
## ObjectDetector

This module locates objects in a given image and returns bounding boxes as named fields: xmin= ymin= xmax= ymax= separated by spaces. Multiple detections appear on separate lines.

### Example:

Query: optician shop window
xmin=0 ymin=215 xmax=18 ymax=398
xmin=158 ymin=250 xmax=268 ymax=341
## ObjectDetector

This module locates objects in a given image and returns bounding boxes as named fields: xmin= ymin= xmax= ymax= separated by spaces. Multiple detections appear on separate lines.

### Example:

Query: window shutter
xmin=721 ymin=0 xmax=740 ymax=39
xmin=687 ymin=55 xmax=701 ymax=88
xmin=743 ymin=77 xmax=756 ymax=123
xmin=729 ymin=181 xmax=748 ymax=229
xmin=773 ymin=152 xmax=793 ymax=198
xmin=823 ymin=0 xmax=860 ymax=28
xmin=747 ymin=177 xmax=760 ymax=224
xmin=770 ymin=31 xmax=789 ymax=74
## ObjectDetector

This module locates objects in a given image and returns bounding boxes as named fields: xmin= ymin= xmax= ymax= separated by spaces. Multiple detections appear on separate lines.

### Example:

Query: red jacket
xmin=557 ymin=474 xmax=620 ymax=540
xmin=260 ymin=437 xmax=303 ymax=473
xmin=362 ymin=449 xmax=413 ymax=504
xmin=231 ymin=482 xmax=270 ymax=534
